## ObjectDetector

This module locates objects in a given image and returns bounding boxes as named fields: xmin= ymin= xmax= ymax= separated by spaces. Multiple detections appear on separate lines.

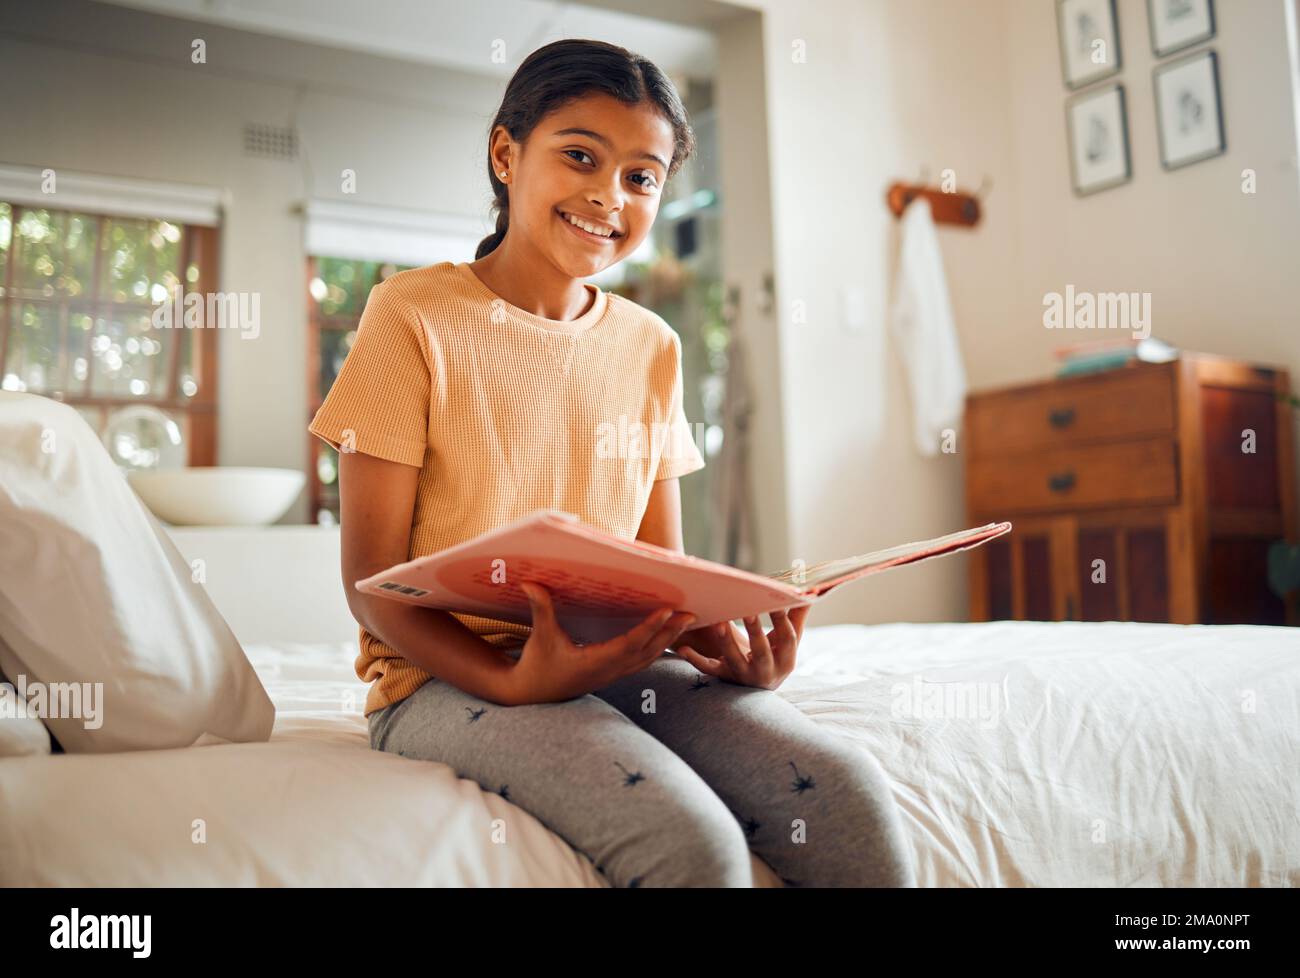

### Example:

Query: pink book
xmin=356 ymin=510 xmax=1013 ymax=643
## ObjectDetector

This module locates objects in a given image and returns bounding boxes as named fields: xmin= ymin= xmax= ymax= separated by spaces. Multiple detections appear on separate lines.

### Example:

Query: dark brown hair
xmin=475 ymin=38 xmax=695 ymax=259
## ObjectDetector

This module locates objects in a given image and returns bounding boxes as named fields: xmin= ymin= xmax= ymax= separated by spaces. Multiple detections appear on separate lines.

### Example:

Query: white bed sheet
xmin=782 ymin=620 xmax=1299 ymax=886
xmin=1 ymin=620 xmax=1295 ymax=886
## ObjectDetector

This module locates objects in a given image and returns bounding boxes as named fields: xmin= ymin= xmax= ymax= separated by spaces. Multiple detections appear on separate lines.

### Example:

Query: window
xmin=302 ymin=200 xmax=483 ymax=523
xmin=0 ymin=200 xmax=220 ymax=465
xmin=306 ymin=256 xmax=417 ymax=524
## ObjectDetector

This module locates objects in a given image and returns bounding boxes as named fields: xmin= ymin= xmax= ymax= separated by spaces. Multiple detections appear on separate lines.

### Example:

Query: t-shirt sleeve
xmin=308 ymin=280 xmax=431 ymax=469
xmin=654 ymin=332 xmax=706 ymax=481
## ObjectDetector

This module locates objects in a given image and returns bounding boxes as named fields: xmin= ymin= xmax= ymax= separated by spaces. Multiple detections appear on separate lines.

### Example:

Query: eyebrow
xmin=551 ymin=127 xmax=670 ymax=172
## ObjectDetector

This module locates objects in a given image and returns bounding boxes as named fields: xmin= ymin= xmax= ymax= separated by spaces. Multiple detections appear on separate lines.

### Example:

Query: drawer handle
xmin=1048 ymin=407 xmax=1076 ymax=429
xmin=1047 ymin=471 xmax=1076 ymax=493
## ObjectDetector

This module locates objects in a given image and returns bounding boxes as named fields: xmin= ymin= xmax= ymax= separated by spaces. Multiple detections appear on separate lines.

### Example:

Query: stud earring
xmin=498 ymin=171 xmax=507 ymax=180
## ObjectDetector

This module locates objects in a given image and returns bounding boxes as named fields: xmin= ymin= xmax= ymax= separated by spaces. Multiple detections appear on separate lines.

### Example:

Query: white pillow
xmin=0 ymin=664 xmax=52 ymax=757
xmin=0 ymin=392 xmax=275 ymax=753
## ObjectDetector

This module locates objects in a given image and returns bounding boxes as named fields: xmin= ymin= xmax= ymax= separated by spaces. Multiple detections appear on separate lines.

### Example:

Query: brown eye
xmin=564 ymin=149 xmax=594 ymax=165
xmin=630 ymin=170 xmax=660 ymax=192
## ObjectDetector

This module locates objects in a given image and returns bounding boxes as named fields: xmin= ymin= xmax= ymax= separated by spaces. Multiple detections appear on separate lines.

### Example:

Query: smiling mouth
xmin=557 ymin=209 xmax=622 ymax=243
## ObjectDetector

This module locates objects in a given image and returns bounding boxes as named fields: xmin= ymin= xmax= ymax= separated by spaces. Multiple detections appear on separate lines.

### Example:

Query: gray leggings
xmin=368 ymin=648 xmax=916 ymax=887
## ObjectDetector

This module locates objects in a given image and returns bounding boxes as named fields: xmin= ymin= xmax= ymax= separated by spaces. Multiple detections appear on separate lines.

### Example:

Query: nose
xmin=586 ymin=169 xmax=626 ymax=215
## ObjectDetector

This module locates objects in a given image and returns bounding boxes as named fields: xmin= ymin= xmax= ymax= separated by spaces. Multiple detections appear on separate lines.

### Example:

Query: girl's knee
xmin=842 ymin=767 xmax=916 ymax=887
xmin=674 ymin=813 xmax=754 ymax=887
xmin=798 ymin=746 xmax=917 ymax=887
xmin=855 ymin=814 xmax=917 ymax=887
xmin=616 ymin=796 xmax=754 ymax=888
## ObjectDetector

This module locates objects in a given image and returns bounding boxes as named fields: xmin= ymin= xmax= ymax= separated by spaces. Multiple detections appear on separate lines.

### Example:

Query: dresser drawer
xmin=968 ymin=437 xmax=1178 ymax=514
xmin=967 ymin=366 xmax=1176 ymax=455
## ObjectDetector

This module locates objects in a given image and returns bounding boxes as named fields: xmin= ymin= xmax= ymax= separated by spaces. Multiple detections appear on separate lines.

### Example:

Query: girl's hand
xmin=506 ymin=581 xmax=695 ymax=705
xmin=671 ymin=606 xmax=811 ymax=691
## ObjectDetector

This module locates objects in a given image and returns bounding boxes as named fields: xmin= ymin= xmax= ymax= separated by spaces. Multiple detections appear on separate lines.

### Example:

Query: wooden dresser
xmin=964 ymin=354 xmax=1297 ymax=625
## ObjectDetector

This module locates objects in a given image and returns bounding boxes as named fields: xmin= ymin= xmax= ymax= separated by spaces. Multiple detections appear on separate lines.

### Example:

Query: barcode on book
xmin=376 ymin=581 xmax=430 ymax=597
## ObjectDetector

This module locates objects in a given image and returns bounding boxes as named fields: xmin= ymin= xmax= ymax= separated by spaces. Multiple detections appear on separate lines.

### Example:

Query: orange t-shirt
xmin=308 ymin=261 xmax=705 ymax=717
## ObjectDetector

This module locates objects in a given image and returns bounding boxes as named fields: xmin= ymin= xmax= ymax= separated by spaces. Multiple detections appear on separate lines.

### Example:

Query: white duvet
xmin=1 ymin=620 xmax=1295 ymax=887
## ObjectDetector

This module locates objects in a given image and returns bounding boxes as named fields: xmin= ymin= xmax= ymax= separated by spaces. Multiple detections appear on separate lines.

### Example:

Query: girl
xmin=308 ymin=38 xmax=914 ymax=888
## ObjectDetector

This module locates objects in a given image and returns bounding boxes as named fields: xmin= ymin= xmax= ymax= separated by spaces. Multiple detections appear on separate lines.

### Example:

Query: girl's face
xmin=495 ymin=92 xmax=677 ymax=280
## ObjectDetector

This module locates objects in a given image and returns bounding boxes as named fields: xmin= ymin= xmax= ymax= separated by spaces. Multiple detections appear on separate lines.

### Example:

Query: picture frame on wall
xmin=1065 ymin=84 xmax=1132 ymax=195
xmin=1153 ymin=49 xmax=1226 ymax=169
xmin=1056 ymin=0 xmax=1122 ymax=89
xmin=1147 ymin=0 xmax=1216 ymax=58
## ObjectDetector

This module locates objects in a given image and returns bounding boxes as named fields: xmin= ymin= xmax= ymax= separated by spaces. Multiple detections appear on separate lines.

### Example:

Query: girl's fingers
xmin=742 ymin=615 xmax=773 ymax=670
xmin=701 ymin=621 xmax=728 ymax=656
xmin=716 ymin=621 xmax=753 ymax=676
xmin=788 ymin=605 xmax=811 ymax=640
xmin=672 ymin=644 xmax=724 ymax=678
xmin=520 ymin=581 xmax=559 ymax=632
xmin=770 ymin=609 xmax=799 ymax=673
xmin=611 ymin=605 xmax=676 ymax=651
xmin=641 ymin=613 xmax=696 ymax=658
xmin=772 ymin=609 xmax=798 ymax=647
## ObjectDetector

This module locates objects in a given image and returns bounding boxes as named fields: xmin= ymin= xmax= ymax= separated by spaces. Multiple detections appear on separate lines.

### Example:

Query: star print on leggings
xmin=497 ymin=784 xmax=510 ymax=801
xmin=739 ymin=814 xmax=761 ymax=839
xmin=789 ymin=761 xmax=816 ymax=794
xmin=614 ymin=760 xmax=645 ymax=786
xmin=465 ymin=706 xmax=486 ymax=723
xmin=688 ymin=675 xmax=711 ymax=691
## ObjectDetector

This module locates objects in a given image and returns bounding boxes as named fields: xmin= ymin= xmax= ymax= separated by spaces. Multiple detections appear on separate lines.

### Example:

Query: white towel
xmin=888 ymin=196 xmax=967 ymax=457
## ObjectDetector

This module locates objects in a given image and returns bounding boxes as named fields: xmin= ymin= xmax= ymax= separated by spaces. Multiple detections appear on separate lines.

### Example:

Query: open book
xmin=356 ymin=509 xmax=1012 ymax=643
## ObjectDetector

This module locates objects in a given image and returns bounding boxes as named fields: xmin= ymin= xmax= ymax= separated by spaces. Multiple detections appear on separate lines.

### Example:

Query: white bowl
xmin=127 ymin=466 xmax=306 ymax=526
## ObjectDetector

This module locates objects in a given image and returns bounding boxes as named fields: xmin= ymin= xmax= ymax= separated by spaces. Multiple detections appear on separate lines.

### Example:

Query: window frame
xmin=305 ymin=255 xmax=414 ymax=523
xmin=0 ymin=202 xmax=221 ymax=465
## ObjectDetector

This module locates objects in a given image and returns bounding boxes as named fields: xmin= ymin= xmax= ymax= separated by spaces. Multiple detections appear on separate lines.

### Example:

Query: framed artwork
xmin=1056 ymin=0 xmax=1122 ymax=89
xmin=1154 ymin=49 xmax=1226 ymax=169
xmin=1065 ymin=84 xmax=1132 ymax=195
xmin=1147 ymin=0 xmax=1216 ymax=58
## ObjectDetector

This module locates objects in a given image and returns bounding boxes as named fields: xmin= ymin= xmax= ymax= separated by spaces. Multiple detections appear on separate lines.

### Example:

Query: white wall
xmin=713 ymin=10 xmax=791 ymax=575
xmin=731 ymin=0 xmax=1299 ymax=624
xmin=734 ymin=0 xmax=1019 ymax=622
xmin=999 ymin=0 xmax=1300 ymax=390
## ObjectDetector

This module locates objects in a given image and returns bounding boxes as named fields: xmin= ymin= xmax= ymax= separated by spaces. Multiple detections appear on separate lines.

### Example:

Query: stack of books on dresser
xmin=1054 ymin=337 xmax=1178 ymax=377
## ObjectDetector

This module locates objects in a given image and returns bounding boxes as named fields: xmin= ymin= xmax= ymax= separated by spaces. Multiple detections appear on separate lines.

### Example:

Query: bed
xmin=2 ymin=606 xmax=1296 ymax=886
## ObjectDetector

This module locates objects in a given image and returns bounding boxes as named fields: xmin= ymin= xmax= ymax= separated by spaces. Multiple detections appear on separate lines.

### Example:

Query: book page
xmin=765 ymin=523 xmax=1010 ymax=593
